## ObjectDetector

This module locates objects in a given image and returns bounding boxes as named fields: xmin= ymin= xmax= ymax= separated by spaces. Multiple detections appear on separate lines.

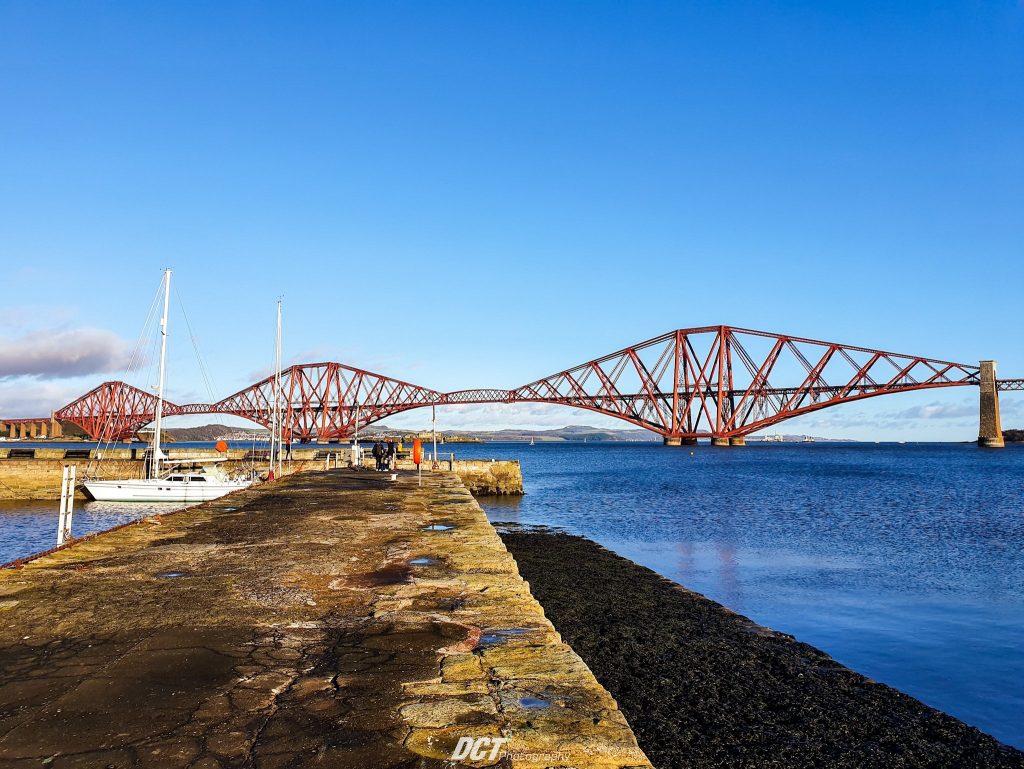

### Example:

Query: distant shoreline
xmin=3 ymin=437 xmax=1018 ymax=446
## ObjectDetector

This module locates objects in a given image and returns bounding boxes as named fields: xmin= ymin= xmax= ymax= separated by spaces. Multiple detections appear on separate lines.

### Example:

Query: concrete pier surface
xmin=0 ymin=471 xmax=646 ymax=768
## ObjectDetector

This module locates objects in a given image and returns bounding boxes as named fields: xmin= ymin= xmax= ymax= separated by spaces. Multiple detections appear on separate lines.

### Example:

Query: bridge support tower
xmin=710 ymin=436 xmax=746 ymax=447
xmin=978 ymin=360 xmax=1004 ymax=448
xmin=663 ymin=437 xmax=698 ymax=447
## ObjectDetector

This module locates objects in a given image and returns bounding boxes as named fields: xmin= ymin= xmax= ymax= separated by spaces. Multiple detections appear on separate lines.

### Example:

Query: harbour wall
xmin=354 ymin=455 xmax=525 ymax=496
xmin=0 ymin=447 xmax=523 ymax=499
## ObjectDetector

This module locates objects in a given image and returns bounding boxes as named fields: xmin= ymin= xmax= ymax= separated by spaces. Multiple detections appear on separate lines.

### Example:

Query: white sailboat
xmin=84 ymin=458 xmax=254 ymax=502
xmin=83 ymin=269 xmax=255 ymax=503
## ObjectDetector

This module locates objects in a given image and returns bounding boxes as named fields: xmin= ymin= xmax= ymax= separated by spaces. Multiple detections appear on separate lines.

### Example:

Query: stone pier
xmin=978 ymin=360 xmax=1004 ymax=448
xmin=0 ymin=469 xmax=649 ymax=768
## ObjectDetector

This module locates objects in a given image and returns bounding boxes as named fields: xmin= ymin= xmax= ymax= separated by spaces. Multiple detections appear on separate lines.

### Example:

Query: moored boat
xmin=83 ymin=457 xmax=252 ymax=502
xmin=82 ymin=269 xmax=255 ymax=503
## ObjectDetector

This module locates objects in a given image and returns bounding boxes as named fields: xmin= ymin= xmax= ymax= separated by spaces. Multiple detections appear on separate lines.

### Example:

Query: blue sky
xmin=1 ymin=2 xmax=1022 ymax=439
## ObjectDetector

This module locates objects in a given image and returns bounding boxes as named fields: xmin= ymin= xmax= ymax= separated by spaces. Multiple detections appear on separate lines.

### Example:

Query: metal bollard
xmin=57 ymin=464 xmax=76 ymax=546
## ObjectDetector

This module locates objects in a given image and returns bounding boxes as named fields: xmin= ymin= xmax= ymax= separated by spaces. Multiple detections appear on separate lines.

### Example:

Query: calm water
xmin=0 ymin=500 xmax=187 ymax=564
xmin=2 ymin=440 xmax=1021 ymax=747
xmin=0 ymin=440 xmax=247 ymax=563
xmin=459 ymin=441 xmax=1024 ymax=749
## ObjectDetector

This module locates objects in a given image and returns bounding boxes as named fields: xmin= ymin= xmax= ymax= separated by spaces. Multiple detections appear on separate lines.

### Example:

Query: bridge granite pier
xmin=0 ymin=470 xmax=649 ymax=768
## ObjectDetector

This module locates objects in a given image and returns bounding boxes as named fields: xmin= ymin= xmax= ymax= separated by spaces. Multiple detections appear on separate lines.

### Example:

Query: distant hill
xmin=369 ymin=424 xmax=660 ymax=442
xmin=472 ymin=425 xmax=660 ymax=442
xmin=142 ymin=424 xmax=269 ymax=442
xmin=751 ymin=434 xmax=854 ymax=443
xmin=1003 ymin=429 xmax=1023 ymax=442
xmin=117 ymin=423 xmax=856 ymax=444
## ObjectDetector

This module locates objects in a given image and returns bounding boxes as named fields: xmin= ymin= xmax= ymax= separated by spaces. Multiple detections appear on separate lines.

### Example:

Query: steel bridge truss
xmin=210 ymin=363 xmax=443 ymax=443
xmin=506 ymin=326 xmax=980 ymax=439
xmin=53 ymin=325 xmax=1002 ymax=442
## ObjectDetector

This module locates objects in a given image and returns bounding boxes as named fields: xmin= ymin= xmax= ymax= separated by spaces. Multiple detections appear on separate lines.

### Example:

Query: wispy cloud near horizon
xmin=0 ymin=380 xmax=83 ymax=418
xmin=0 ymin=328 xmax=132 ymax=380
xmin=889 ymin=401 xmax=978 ymax=420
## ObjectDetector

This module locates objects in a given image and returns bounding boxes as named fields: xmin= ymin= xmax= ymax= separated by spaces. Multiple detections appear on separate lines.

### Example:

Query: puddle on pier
xmin=409 ymin=557 xmax=439 ymax=567
xmin=479 ymin=627 xmax=533 ymax=646
xmin=422 ymin=523 xmax=456 ymax=532
xmin=519 ymin=696 xmax=551 ymax=709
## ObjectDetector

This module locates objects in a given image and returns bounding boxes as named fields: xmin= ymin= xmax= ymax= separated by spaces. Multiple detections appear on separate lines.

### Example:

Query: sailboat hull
xmin=83 ymin=478 xmax=253 ymax=503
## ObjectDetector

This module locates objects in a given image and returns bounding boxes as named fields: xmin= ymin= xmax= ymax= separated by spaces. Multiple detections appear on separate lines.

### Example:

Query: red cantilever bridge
xmin=49 ymin=325 xmax=1021 ymax=445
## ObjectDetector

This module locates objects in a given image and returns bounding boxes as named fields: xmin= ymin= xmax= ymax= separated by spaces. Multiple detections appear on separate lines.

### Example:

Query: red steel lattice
xmin=506 ymin=326 xmax=980 ymax=439
xmin=54 ymin=381 xmax=189 ymax=443
xmin=212 ymin=363 xmax=443 ymax=443
xmin=49 ymin=326 xmax=1000 ymax=442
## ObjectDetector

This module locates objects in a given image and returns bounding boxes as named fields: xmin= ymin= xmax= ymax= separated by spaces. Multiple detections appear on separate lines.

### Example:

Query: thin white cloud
xmin=1000 ymin=398 xmax=1023 ymax=417
xmin=384 ymin=402 xmax=629 ymax=431
xmin=0 ymin=328 xmax=132 ymax=380
xmin=0 ymin=306 xmax=77 ymax=331
xmin=889 ymin=401 xmax=976 ymax=420
xmin=0 ymin=380 xmax=83 ymax=417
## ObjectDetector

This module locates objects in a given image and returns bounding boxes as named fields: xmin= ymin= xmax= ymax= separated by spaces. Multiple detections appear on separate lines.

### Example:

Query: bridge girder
xmin=48 ymin=326 xmax=1001 ymax=442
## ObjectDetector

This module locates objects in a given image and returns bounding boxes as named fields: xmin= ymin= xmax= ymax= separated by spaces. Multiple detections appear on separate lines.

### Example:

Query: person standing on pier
xmin=386 ymin=438 xmax=396 ymax=471
xmin=371 ymin=440 xmax=384 ymax=471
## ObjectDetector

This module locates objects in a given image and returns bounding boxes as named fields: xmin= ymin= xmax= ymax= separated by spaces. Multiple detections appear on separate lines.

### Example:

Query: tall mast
xmin=274 ymin=298 xmax=283 ymax=477
xmin=151 ymin=268 xmax=172 ymax=480
xmin=268 ymin=299 xmax=282 ymax=478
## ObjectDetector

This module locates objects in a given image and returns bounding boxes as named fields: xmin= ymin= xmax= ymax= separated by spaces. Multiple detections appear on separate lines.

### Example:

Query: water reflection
xmin=479 ymin=494 xmax=523 ymax=523
xmin=0 ymin=499 xmax=187 ymax=563
xmin=470 ymin=441 xmax=1024 ymax=748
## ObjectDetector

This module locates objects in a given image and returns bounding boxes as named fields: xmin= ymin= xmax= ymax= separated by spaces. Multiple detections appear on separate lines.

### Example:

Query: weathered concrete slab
xmin=0 ymin=470 xmax=648 ymax=768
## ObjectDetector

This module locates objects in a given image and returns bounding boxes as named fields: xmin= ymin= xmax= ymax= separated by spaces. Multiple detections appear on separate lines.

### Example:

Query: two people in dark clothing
xmin=371 ymin=438 xmax=397 ymax=471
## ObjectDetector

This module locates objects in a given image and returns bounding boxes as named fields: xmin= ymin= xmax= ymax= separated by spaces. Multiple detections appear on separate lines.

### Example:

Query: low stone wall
xmin=0 ymin=447 xmax=314 ymax=462
xmin=449 ymin=459 xmax=524 ymax=495
xmin=0 ymin=459 xmax=143 ymax=500
xmin=0 ymin=453 xmax=523 ymax=499
xmin=0 ymin=458 xmax=319 ymax=500
xmin=355 ymin=456 xmax=524 ymax=495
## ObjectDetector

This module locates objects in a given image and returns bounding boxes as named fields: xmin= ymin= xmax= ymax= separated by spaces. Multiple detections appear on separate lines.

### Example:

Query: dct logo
xmin=450 ymin=736 xmax=509 ymax=761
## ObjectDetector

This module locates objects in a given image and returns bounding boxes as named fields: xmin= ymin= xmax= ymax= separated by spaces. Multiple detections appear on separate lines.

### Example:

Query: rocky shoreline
xmin=497 ymin=525 xmax=1024 ymax=769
